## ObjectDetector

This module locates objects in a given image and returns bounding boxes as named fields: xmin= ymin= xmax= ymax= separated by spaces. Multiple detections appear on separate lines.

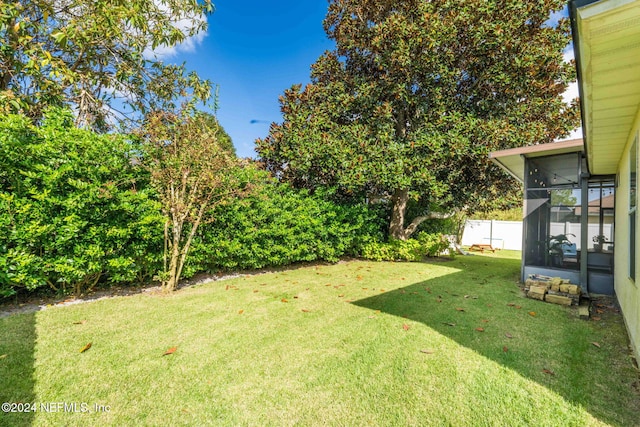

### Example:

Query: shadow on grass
xmin=0 ymin=311 xmax=37 ymax=427
xmin=352 ymin=255 xmax=640 ymax=427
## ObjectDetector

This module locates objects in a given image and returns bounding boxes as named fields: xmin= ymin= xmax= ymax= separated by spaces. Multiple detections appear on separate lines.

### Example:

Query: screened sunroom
xmin=490 ymin=139 xmax=615 ymax=295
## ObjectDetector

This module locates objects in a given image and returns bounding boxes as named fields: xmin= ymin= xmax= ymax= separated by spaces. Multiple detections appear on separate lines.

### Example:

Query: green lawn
xmin=1 ymin=252 xmax=639 ymax=426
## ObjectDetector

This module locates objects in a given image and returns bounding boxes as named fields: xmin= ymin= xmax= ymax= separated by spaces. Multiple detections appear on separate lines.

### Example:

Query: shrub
xmin=0 ymin=109 xmax=163 ymax=297
xmin=360 ymin=232 xmax=450 ymax=262
xmin=416 ymin=232 xmax=451 ymax=257
xmin=186 ymin=175 xmax=386 ymax=273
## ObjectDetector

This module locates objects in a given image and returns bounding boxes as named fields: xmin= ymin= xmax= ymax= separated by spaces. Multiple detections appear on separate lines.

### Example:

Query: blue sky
xmin=163 ymin=2 xmax=580 ymax=158
xmin=165 ymin=1 xmax=335 ymax=158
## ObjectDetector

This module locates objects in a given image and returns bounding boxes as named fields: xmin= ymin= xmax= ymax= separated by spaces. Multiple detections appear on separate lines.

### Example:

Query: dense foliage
xmin=0 ymin=109 xmax=163 ymax=297
xmin=360 ymin=232 xmax=451 ymax=262
xmin=257 ymin=0 xmax=579 ymax=240
xmin=0 ymin=0 xmax=214 ymax=129
xmin=188 ymin=176 xmax=387 ymax=274
xmin=0 ymin=112 xmax=392 ymax=297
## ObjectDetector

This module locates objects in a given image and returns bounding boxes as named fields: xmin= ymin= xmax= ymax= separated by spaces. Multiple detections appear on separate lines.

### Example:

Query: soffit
xmin=574 ymin=0 xmax=640 ymax=174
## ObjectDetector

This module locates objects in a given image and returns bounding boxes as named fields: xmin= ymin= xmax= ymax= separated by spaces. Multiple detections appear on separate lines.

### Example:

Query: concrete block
xmin=545 ymin=294 xmax=572 ymax=306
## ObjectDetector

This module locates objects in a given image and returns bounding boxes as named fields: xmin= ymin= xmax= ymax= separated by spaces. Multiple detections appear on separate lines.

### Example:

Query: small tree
xmin=141 ymin=110 xmax=249 ymax=292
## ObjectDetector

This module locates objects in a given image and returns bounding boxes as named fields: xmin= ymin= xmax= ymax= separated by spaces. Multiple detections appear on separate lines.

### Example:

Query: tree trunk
xmin=389 ymin=188 xmax=410 ymax=240
xmin=163 ymin=215 xmax=182 ymax=292
xmin=389 ymin=188 xmax=456 ymax=241
xmin=174 ymin=201 xmax=208 ymax=289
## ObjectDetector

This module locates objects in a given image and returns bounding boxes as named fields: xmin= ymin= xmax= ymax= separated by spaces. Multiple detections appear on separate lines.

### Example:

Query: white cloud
xmin=558 ymin=45 xmax=583 ymax=140
xmin=563 ymin=81 xmax=579 ymax=104
xmin=150 ymin=29 xmax=207 ymax=58
xmin=143 ymin=2 xmax=209 ymax=59
xmin=563 ymin=45 xmax=575 ymax=64
xmin=558 ymin=125 xmax=583 ymax=141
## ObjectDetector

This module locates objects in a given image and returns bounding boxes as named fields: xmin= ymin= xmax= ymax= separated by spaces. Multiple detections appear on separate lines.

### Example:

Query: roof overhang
xmin=570 ymin=0 xmax=640 ymax=175
xmin=489 ymin=139 xmax=585 ymax=182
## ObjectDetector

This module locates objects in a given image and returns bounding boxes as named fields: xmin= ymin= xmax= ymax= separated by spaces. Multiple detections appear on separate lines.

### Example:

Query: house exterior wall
xmin=614 ymin=110 xmax=640 ymax=360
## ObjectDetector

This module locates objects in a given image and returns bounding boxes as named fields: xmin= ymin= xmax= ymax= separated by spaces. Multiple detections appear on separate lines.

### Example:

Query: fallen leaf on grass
xmin=0 ymin=354 xmax=7 ymax=359
xmin=475 ymin=327 xmax=485 ymax=332
xmin=338 ymin=294 xmax=345 ymax=298
xmin=301 ymin=309 xmax=311 ymax=313
xmin=455 ymin=307 xmax=465 ymax=312
xmin=79 ymin=343 xmax=92 ymax=353
xmin=403 ymin=324 xmax=410 ymax=331
xmin=591 ymin=342 xmax=601 ymax=348
xmin=481 ymin=319 xmax=490 ymax=323
xmin=420 ymin=349 xmax=435 ymax=354
xmin=443 ymin=322 xmax=456 ymax=327
xmin=380 ymin=289 xmax=385 ymax=293
xmin=528 ymin=311 xmax=536 ymax=317
xmin=505 ymin=332 xmax=513 ymax=339
xmin=163 ymin=346 xmax=177 ymax=356
xmin=596 ymin=309 xmax=605 ymax=314
xmin=542 ymin=369 xmax=555 ymax=376
xmin=507 ymin=303 xmax=516 ymax=307
xmin=238 ymin=310 xmax=244 ymax=315
xmin=503 ymin=346 xmax=509 ymax=353
xmin=592 ymin=316 xmax=602 ymax=321
xmin=253 ymin=290 xmax=259 ymax=293
xmin=516 ymin=305 xmax=522 ymax=309
xmin=73 ymin=320 xmax=86 ymax=325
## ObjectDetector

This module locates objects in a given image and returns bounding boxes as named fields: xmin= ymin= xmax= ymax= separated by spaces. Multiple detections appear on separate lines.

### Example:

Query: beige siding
xmin=614 ymin=110 xmax=640 ymax=360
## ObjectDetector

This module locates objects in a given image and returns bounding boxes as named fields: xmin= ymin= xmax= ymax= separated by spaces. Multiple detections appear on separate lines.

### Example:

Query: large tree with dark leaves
xmin=257 ymin=0 xmax=579 ymax=240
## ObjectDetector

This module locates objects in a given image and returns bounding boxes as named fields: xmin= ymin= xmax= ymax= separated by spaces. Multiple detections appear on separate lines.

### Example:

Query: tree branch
xmin=404 ymin=211 xmax=456 ymax=238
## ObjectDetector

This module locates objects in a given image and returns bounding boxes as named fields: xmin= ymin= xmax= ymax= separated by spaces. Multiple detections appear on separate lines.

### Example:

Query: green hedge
xmin=186 ymin=178 xmax=386 ymax=274
xmin=360 ymin=232 xmax=451 ymax=262
xmin=0 ymin=112 xmax=387 ymax=297
xmin=0 ymin=109 xmax=164 ymax=297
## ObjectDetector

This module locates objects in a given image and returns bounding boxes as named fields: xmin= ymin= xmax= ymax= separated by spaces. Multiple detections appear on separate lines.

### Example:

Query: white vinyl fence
xmin=461 ymin=220 xmax=523 ymax=251
xmin=461 ymin=220 xmax=613 ymax=252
